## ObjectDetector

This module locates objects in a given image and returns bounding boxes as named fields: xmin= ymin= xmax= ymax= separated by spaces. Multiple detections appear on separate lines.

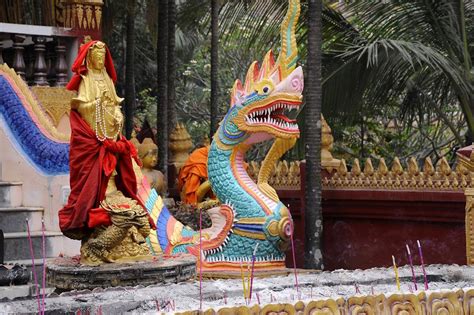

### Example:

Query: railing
xmin=0 ymin=35 xmax=70 ymax=87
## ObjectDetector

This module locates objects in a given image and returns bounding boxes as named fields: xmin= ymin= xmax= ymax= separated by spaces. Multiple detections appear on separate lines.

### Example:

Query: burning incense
xmin=248 ymin=243 xmax=259 ymax=303
xmin=41 ymin=218 xmax=47 ymax=315
xmin=354 ymin=283 xmax=361 ymax=294
xmin=289 ymin=218 xmax=299 ymax=295
xmin=26 ymin=218 xmax=41 ymax=314
xmin=256 ymin=292 xmax=261 ymax=305
xmin=392 ymin=255 xmax=401 ymax=291
xmin=417 ymin=240 xmax=429 ymax=290
xmin=240 ymin=261 xmax=247 ymax=300
xmin=199 ymin=208 xmax=203 ymax=311
xmin=247 ymin=264 xmax=251 ymax=299
xmin=406 ymin=244 xmax=418 ymax=291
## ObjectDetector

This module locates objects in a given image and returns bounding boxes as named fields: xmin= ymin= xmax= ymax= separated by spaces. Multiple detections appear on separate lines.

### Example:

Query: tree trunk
xmin=157 ymin=0 xmax=169 ymax=182
xmin=304 ymin=0 xmax=323 ymax=270
xmin=210 ymin=0 xmax=219 ymax=138
xmin=168 ymin=0 xmax=177 ymax=136
xmin=124 ymin=0 xmax=136 ymax=139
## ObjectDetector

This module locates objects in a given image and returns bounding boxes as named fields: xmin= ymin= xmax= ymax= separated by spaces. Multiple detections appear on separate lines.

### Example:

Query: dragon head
xmin=215 ymin=0 xmax=302 ymax=148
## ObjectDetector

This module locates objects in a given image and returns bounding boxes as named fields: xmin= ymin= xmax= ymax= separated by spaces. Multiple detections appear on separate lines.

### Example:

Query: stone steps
xmin=0 ymin=207 xmax=44 ymax=233
xmin=4 ymin=231 xmax=66 ymax=261
xmin=0 ymin=181 xmax=22 ymax=208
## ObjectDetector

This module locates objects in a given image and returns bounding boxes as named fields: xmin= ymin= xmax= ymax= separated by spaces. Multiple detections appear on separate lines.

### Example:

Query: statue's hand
xmin=100 ymin=90 xmax=108 ymax=103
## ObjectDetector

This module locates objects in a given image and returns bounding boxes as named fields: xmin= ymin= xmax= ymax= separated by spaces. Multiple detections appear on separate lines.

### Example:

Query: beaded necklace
xmin=92 ymin=73 xmax=122 ymax=141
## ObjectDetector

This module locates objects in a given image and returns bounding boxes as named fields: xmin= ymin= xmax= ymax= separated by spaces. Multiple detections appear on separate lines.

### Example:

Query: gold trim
xmin=0 ymin=64 xmax=70 ymax=141
xmin=233 ymin=229 xmax=266 ymax=240
xmin=466 ymin=188 xmax=474 ymax=265
xmin=175 ymin=288 xmax=471 ymax=315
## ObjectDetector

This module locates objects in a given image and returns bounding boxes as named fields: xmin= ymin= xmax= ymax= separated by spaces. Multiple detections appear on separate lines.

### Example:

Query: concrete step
xmin=0 ymin=207 xmax=44 ymax=233
xmin=3 ymin=231 xmax=71 ymax=261
xmin=0 ymin=182 xmax=22 ymax=207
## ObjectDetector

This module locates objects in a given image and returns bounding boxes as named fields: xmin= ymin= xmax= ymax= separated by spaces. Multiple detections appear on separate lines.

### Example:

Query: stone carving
xmin=31 ymin=86 xmax=75 ymax=127
xmin=465 ymin=188 xmax=474 ymax=265
xmin=247 ymin=160 xmax=301 ymax=190
xmin=169 ymin=122 xmax=193 ymax=172
xmin=174 ymin=289 xmax=474 ymax=315
xmin=63 ymin=0 xmax=103 ymax=31
xmin=324 ymin=157 xmax=471 ymax=191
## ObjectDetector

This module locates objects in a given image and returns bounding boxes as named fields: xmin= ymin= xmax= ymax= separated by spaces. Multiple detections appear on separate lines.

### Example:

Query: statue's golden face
xmin=88 ymin=46 xmax=106 ymax=70
xmin=142 ymin=149 xmax=158 ymax=169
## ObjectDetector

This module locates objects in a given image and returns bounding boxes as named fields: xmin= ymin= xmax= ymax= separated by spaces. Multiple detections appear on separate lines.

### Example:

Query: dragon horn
xmin=244 ymin=61 xmax=259 ymax=94
xmin=258 ymin=50 xmax=276 ymax=81
xmin=276 ymin=0 xmax=300 ymax=79
xmin=230 ymin=79 xmax=243 ymax=106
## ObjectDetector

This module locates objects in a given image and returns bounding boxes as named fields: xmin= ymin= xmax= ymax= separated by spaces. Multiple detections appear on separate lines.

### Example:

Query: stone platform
xmin=46 ymin=254 xmax=196 ymax=290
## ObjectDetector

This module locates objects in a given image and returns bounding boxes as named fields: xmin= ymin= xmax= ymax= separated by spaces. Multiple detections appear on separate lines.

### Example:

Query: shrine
xmin=1 ymin=0 xmax=474 ymax=313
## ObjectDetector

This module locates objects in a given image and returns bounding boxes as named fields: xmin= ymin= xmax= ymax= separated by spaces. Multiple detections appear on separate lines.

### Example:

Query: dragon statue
xmin=143 ymin=0 xmax=303 ymax=274
xmin=0 ymin=0 xmax=302 ymax=275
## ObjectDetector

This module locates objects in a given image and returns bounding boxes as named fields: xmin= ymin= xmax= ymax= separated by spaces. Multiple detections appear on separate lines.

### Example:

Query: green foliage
xmin=106 ymin=0 xmax=473 ymax=163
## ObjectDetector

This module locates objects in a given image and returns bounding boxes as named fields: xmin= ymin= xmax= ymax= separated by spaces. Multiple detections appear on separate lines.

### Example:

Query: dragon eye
xmin=263 ymin=86 xmax=269 ymax=94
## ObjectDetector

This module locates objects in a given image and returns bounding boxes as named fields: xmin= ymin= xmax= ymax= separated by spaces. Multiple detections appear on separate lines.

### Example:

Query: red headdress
xmin=66 ymin=40 xmax=117 ymax=91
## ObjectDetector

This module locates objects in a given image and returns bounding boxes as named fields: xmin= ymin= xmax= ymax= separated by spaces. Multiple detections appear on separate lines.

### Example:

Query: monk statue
xmin=58 ymin=39 xmax=155 ymax=265
xmin=138 ymin=138 xmax=166 ymax=195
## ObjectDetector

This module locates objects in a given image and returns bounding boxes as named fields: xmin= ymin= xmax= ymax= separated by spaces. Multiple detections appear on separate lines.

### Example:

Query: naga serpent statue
xmin=0 ymin=0 xmax=302 ymax=274
xmin=142 ymin=0 xmax=303 ymax=275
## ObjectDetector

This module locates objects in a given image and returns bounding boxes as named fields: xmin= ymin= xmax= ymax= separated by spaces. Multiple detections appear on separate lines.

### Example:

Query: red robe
xmin=58 ymin=110 xmax=155 ymax=238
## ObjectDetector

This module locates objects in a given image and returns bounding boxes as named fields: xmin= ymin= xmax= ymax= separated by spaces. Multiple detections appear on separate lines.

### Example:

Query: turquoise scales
xmin=206 ymin=138 xmax=287 ymax=262
xmin=198 ymin=0 xmax=303 ymax=272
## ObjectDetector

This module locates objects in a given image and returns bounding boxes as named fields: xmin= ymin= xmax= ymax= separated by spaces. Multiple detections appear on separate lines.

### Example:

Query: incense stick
xmin=26 ymin=218 xmax=41 ymax=314
xmin=417 ymin=240 xmax=429 ymax=290
xmin=240 ymin=260 xmax=247 ymax=301
xmin=392 ymin=255 xmax=401 ymax=291
xmin=199 ymin=208 xmax=203 ymax=311
xmin=248 ymin=243 xmax=259 ymax=303
xmin=41 ymin=218 xmax=46 ymax=315
xmin=406 ymin=244 xmax=418 ymax=291
xmin=289 ymin=218 xmax=299 ymax=295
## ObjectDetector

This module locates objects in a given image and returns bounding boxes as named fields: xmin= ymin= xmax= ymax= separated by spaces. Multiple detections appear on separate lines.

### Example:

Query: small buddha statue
xmin=138 ymin=138 xmax=167 ymax=195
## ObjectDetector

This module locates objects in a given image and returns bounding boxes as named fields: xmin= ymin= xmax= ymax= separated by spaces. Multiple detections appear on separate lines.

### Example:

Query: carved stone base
xmin=46 ymin=254 xmax=196 ymax=290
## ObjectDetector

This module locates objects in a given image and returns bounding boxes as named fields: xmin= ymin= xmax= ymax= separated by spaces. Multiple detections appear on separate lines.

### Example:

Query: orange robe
xmin=178 ymin=146 xmax=210 ymax=204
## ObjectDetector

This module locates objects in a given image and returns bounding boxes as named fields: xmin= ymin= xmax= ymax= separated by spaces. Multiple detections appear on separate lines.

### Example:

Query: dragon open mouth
xmin=245 ymin=100 xmax=300 ymax=132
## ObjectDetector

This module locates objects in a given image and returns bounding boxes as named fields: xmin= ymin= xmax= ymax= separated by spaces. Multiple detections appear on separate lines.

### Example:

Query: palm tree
xmin=304 ymin=0 xmax=323 ymax=270
xmin=210 ymin=0 xmax=219 ymax=137
xmin=323 ymin=1 xmax=474 ymax=144
xmin=157 ymin=0 xmax=169 ymax=181
xmin=124 ymin=0 xmax=136 ymax=139
xmin=168 ymin=0 xmax=178 ymax=136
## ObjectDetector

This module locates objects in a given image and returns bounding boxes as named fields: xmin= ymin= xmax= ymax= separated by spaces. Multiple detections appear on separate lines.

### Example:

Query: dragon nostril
xmin=263 ymin=87 xmax=269 ymax=93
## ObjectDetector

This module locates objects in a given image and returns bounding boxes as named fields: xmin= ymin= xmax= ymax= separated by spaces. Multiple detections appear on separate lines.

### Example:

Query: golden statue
xmin=138 ymin=138 xmax=167 ymax=195
xmin=59 ymin=40 xmax=154 ymax=265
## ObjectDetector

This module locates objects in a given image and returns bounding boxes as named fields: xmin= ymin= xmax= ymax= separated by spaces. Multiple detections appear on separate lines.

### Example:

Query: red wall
xmin=283 ymin=163 xmax=466 ymax=270
xmin=321 ymin=189 xmax=465 ymax=270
